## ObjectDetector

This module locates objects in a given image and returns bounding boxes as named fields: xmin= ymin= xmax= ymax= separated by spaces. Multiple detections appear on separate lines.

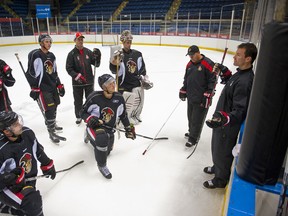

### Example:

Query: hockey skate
xmin=98 ymin=165 xmax=112 ymax=179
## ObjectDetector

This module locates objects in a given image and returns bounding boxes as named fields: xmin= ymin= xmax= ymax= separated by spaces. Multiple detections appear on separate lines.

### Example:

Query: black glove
xmin=206 ymin=111 xmax=229 ymax=128
xmin=30 ymin=88 xmax=40 ymax=100
xmin=93 ymin=48 xmax=101 ymax=66
xmin=0 ymin=60 xmax=12 ymax=77
xmin=86 ymin=116 xmax=102 ymax=128
xmin=217 ymin=64 xmax=232 ymax=84
xmin=179 ymin=88 xmax=187 ymax=101
xmin=75 ymin=73 xmax=87 ymax=84
xmin=0 ymin=167 xmax=26 ymax=193
xmin=201 ymin=92 xmax=213 ymax=108
xmin=125 ymin=124 xmax=136 ymax=140
xmin=40 ymin=160 xmax=56 ymax=180
xmin=57 ymin=84 xmax=65 ymax=97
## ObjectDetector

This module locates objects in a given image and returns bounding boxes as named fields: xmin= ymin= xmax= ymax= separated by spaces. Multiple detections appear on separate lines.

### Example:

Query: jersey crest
xmin=127 ymin=59 xmax=137 ymax=73
xmin=101 ymin=107 xmax=114 ymax=123
xmin=44 ymin=59 xmax=54 ymax=74
xmin=19 ymin=153 xmax=32 ymax=174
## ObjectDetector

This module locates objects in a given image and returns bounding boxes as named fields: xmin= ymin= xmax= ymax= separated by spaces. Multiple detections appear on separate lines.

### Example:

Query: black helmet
xmin=98 ymin=74 xmax=115 ymax=89
xmin=38 ymin=34 xmax=52 ymax=43
xmin=0 ymin=111 xmax=18 ymax=131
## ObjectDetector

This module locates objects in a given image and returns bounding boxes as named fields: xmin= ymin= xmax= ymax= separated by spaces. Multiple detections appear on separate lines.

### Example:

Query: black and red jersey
xmin=110 ymin=48 xmax=146 ymax=92
xmin=182 ymin=54 xmax=216 ymax=104
xmin=26 ymin=49 xmax=61 ymax=92
xmin=0 ymin=126 xmax=51 ymax=189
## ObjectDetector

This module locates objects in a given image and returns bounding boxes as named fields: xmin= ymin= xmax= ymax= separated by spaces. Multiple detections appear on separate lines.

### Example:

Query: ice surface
xmin=0 ymin=43 xmax=237 ymax=216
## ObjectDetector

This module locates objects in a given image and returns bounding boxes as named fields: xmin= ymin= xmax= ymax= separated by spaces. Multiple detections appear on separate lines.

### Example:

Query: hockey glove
xmin=30 ymin=87 xmax=40 ymax=100
xmin=0 ymin=167 xmax=25 ymax=192
xmin=41 ymin=160 xmax=56 ymax=180
xmin=179 ymin=88 xmax=187 ymax=101
xmin=86 ymin=116 xmax=103 ymax=128
xmin=206 ymin=111 xmax=230 ymax=128
xmin=57 ymin=84 xmax=65 ymax=97
xmin=125 ymin=124 xmax=136 ymax=140
xmin=75 ymin=73 xmax=87 ymax=84
xmin=140 ymin=75 xmax=153 ymax=90
xmin=0 ymin=60 xmax=12 ymax=77
xmin=217 ymin=64 xmax=232 ymax=84
xmin=201 ymin=92 xmax=213 ymax=108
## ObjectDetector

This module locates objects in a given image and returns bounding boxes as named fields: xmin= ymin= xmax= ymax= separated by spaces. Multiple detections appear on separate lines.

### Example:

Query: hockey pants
xmin=0 ymin=186 xmax=43 ymax=216
xmin=86 ymin=128 xmax=114 ymax=166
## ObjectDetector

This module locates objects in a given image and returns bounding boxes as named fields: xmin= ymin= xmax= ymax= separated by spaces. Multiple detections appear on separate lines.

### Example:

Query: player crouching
xmin=80 ymin=74 xmax=136 ymax=179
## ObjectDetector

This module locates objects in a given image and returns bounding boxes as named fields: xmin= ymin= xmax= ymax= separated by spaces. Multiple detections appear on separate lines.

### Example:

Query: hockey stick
xmin=102 ymin=124 xmax=168 ymax=140
xmin=142 ymin=100 xmax=181 ymax=155
xmin=187 ymin=47 xmax=228 ymax=159
xmin=26 ymin=160 xmax=84 ymax=182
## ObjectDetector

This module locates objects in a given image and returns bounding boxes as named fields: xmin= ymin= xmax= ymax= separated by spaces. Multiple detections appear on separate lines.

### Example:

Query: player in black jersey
xmin=0 ymin=59 xmax=15 ymax=112
xmin=0 ymin=110 xmax=56 ymax=215
xmin=80 ymin=74 xmax=136 ymax=179
xmin=26 ymin=34 xmax=66 ymax=144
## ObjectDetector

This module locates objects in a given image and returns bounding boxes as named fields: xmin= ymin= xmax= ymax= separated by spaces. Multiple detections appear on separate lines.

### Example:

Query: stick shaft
xmin=26 ymin=160 xmax=84 ymax=181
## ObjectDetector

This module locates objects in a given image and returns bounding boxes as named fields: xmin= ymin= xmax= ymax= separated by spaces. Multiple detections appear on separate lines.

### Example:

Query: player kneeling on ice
xmin=80 ymin=74 xmax=136 ymax=179
xmin=0 ymin=111 xmax=56 ymax=216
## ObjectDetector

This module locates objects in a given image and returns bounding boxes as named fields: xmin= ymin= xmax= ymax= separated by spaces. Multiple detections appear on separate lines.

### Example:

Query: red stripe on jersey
xmin=201 ymin=59 xmax=213 ymax=72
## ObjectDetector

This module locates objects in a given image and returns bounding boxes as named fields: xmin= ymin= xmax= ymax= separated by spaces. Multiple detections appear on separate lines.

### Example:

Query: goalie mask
xmin=120 ymin=30 xmax=133 ymax=43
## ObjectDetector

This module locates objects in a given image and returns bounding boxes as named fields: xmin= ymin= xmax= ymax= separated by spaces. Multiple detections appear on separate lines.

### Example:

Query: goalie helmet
xmin=0 ymin=111 xmax=18 ymax=130
xmin=98 ymin=74 xmax=115 ymax=89
xmin=120 ymin=30 xmax=133 ymax=42
xmin=38 ymin=34 xmax=52 ymax=43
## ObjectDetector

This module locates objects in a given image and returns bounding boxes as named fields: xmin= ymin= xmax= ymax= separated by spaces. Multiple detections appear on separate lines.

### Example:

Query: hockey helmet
xmin=120 ymin=30 xmax=133 ymax=42
xmin=98 ymin=74 xmax=115 ymax=89
xmin=0 ymin=111 xmax=19 ymax=131
xmin=38 ymin=34 xmax=52 ymax=43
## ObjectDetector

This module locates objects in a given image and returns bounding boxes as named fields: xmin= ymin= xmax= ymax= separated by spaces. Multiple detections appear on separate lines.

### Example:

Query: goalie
xmin=109 ymin=30 xmax=153 ymax=125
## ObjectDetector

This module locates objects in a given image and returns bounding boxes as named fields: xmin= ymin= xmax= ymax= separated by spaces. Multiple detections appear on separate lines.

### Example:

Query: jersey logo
xmin=127 ymin=59 xmax=137 ymax=73
xmin=44 ymin=60 xmax=54 ymax=75
xmin=19 ymin=153 xmax=32 ymax=174
xmin=101 ymin=107 xmax=114 ymax=124
xmin=198 ymin=66 xmax=202 ymax=71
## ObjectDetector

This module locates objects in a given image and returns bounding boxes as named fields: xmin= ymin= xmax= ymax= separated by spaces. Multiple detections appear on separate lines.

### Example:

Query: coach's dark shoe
xmin=185 ymin=137 xmax=197 ymax=147
xmin=203 ymin=178 xmax=227 ymax=189
xmin=203 ymin=166 xmax=215 ymax=174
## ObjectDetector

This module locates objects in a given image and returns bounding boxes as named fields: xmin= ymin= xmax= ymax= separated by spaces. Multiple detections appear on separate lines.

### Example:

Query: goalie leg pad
xmin=131 ymin=87 xmax=144 ymax=121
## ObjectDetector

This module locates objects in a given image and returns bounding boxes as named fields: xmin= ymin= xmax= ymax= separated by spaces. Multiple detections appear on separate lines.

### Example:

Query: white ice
xmin=0 ymin=43 xmax=237 ymax=216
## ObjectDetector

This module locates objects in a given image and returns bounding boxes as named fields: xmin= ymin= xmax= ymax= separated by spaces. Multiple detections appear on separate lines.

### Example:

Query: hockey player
xmin=0 ymin=59 xmax=15 ymax=112
xmin=0 ymin=110 xmax=56 ymax=215
xmin=26 ymin=34 xmax=66 ymax=144
xmin=109 ymin=30 xmax=153 ymax=125
xmin=80 ymin=74 xmax=136 ymax=179
xmin=204 ymin=43 xmax=257 ymax=189
xmin=66 ymin=32 xmax=101 ymax=125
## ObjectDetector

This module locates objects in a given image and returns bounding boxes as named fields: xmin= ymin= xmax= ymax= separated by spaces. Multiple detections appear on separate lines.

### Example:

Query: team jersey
xmin=182 ymin=54 xmax=216 ymax=104
xmin=80 ymin=91 xmax=130 ymax=130
xmin=0 ymin=126 xmax=51 ymax=189
xmin=66 ymin=46 xmax=100 ymax=86
xmin=109 ymin=48 xmax=146 ymax=92
xmin=26 ymin=49 xmax=61 ymax=92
